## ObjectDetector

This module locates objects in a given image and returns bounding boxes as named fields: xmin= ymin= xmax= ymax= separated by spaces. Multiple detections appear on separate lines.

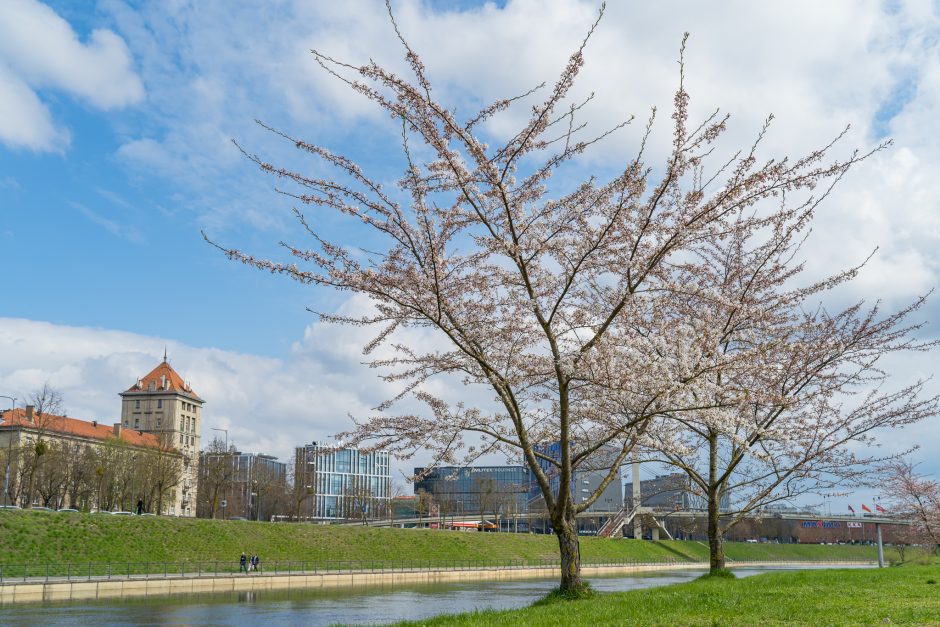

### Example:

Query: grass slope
xmin=0 ymin=510 xmax=886 ymax=568
xmin=401 ymin=562 xmax=940 ymax=626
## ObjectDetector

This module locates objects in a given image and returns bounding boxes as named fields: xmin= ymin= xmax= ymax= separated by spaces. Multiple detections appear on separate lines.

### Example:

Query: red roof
xmin=122 ymin=360 xmax=203 ymax=402
xmin=0 ymin=408 xmax=170 ymax=450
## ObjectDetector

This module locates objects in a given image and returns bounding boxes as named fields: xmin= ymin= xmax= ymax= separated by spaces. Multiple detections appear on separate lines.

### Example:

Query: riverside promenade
xmin=0 ymin=559 xmax=875 ymax=605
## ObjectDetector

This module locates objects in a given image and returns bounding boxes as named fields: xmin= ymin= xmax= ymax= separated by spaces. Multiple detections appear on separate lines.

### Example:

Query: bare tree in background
xmin=21 ymin=383 xmax=66 ymax=508
xmin=208 ymin=3 xmax=885 ymax=591
xmin=883 ymin=461 xmax=940 ymax=554
xmin=286 ymin=451 xmax=315 ymax=521
xmin=199 ymin=437 xmax=236 ymax=518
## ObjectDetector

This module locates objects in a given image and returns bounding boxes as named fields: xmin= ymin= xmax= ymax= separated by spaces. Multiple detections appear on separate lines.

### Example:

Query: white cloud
xmin=69 ymin=201 xmax=146 ymax=245
xmin=0 ymin=0 xmax=143 ymax=151
xmin=0 ymin=308 xmax=474 ymax=474
xmin=0 ymin=62 xmax=68 ymax=152
xmin=94 ymin=0 xmax=940 ymax=309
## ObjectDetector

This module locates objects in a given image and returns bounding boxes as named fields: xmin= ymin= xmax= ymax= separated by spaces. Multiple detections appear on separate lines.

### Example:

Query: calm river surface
xmin=1 ymin=565 xmax=868 ymax=626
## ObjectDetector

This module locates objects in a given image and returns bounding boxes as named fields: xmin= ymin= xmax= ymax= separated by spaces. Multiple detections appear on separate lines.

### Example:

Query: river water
xmin=0 ymin=565 xmax=867 ymax=626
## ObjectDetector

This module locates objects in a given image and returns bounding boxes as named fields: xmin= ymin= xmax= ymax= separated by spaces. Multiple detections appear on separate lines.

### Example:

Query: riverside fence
xmin=0 ymin=556 xmax=875 ymax=585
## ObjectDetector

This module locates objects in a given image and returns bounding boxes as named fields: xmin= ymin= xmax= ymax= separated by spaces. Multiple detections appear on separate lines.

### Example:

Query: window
xmin=134 ymin=418 xmax=140 ymax=428
xmin=179 ymin=434 xmax=184 ymax=445
xmin=156 ymin=418 xmax=162 ymax=427
xmin=135 ymin=400 xmax=140 ymax=409
xmin=157 ymin=399 xmax=163 ymax=409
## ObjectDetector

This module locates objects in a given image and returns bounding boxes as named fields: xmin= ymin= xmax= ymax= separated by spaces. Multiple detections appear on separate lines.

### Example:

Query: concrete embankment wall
xmin=0 ymin=561 xmax=872 ymax=605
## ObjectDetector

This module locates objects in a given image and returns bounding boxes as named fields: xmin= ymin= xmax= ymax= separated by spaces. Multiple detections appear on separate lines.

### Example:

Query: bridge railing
xmin=0 ymin=555 xmax=877 ymax=585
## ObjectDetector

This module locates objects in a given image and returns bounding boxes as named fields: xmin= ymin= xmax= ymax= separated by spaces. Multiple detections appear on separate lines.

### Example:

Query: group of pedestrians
xmin=239 ymin=551 xmax=261 ymax=574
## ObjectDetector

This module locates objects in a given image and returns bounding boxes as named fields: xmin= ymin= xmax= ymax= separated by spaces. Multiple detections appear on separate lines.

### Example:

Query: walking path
xmin=0 ymin=560 xmax=876 ymax=605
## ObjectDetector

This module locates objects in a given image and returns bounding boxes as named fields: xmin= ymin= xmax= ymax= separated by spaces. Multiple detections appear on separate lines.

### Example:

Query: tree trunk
xmin=554 ymin=515 xmax=584 ymax=592
xmin=707 ymin=493 xmax=725 ymax=572
xmin=707 ymin=432 xmax=725 ymax=573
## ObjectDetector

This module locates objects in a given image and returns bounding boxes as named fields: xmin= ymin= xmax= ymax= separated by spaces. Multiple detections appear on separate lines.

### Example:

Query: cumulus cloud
xmin=0 ymin=304 xmax=478 ymax=473
xmin=97 ymin=0 xmax=940 ymax=311
xmin=0 ymin=0 xmax=144 ymax=152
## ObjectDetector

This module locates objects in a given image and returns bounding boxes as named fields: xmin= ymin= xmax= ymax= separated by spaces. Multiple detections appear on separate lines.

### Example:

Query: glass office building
xmin=295 ymin=441 xmax=391 ymax=520
xmin=413 ymin=466 xmax=531 ymax=518
xmin=529 ymin=442 xmax=623 ymax=513
xmin=197 ymin=450 xmax=286 ymax=520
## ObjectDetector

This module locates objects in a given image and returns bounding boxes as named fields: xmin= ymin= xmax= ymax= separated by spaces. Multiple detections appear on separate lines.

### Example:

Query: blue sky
xmin=2 ymin=1 xmax=940 ymax=507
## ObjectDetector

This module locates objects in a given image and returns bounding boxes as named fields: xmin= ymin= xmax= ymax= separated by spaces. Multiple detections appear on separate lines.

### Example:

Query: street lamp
xmin=209 ymin=428 xmax=230 ymax=519
xmin=210 ymin=427 xmax=228 ymax=450
xmin=0 ymin=395 xmax=15 ymax=506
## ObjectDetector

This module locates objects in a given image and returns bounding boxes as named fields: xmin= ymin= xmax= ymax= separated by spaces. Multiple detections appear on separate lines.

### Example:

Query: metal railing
xmin=0 ymin=555 xmax=875 ymax=585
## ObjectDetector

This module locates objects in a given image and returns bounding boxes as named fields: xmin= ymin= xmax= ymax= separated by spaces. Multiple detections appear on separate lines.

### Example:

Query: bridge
xmin=351 ymin=508 xmax=910 ymax=567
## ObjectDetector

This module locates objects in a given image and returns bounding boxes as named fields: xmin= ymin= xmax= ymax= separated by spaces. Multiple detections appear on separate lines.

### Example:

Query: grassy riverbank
xmin=400 ymin=560 xmax=940 ymax=626
xmin=0 ymin=509 xmax=890 ymax=566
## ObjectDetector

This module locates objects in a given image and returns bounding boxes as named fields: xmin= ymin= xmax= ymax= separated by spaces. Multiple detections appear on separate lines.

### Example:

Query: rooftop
xmin=0 ymin=407 xmax=170 ymax=450
xmin=121 ymin=359 xmax=203 ymax=402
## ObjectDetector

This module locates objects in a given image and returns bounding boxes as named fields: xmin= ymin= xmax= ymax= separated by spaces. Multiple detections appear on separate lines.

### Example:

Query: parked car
xmin=141 ymin=513 xmax=156 ymax=517
xmin=111 ymin=511 xmax=135 ymax=516
xmin=57 ymin=508 xmax=80 ymax=513
xmin=0 ymin=505 xmax=21 ymax=510
xmin=31 ymin=506 xmax=54 ymax=512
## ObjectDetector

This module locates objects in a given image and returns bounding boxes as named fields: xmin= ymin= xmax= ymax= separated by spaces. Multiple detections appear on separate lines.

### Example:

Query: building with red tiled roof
xmin=0 ymin=406 xmax=164 ymax=449
xmin=1 ymin=357 xmax=203 ymax=515
xmin=119 ymin=356 xmax=204 ymax=517
xmin=0 ymin=403 xmax=181 ymax=511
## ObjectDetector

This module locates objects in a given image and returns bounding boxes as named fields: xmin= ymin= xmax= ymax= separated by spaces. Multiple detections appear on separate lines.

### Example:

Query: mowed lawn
xmin=399 ymin=561 xmax=940 ymax=626
xmin=0 ymin=509 xmax=888 ymax=567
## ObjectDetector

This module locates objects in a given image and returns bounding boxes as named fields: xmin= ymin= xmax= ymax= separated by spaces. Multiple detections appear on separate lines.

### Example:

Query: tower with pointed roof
xmin=119 ymin=356 xmax=204 ymax=517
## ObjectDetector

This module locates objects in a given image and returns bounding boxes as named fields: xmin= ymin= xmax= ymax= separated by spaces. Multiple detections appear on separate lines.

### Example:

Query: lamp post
xmin=0 ymin=395 xmax=15 ymax=506
xmin=209 ymin=428 xmax=229 ymax=519
xmin=210 ymin=427 xmax=228 ymax=450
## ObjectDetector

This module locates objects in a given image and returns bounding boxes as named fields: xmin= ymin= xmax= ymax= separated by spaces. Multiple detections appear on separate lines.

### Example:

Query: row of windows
xmin=312 ymin=472 xmax=390 ymax=498
xmin=134 ymin=399 xmax=164 ymax=409
xmin=303 ymin=446 xmax=390 ymax=475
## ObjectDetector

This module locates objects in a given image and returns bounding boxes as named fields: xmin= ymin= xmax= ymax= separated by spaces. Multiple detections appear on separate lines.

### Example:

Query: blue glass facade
xmin=413 ymin=466 xmax=531 ymax=516
xmin=529 ymin=443 xmax=623 ymax=513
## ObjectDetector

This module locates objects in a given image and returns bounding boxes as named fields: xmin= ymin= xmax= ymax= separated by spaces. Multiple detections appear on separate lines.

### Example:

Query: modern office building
xmin=198 ymin=450 xmax=287 ymax=520
xmin=119 ymin=357 xmax=204 ymax=516
xmin=529 ymin=442 xmax=623 ymax=514
xmin=294 ymin=441 xmax=391 ymax=520
xmin=412 ymin=465 xmax=531 ymax=519
xmin=624 ymin=472 xmax=730 ymax=512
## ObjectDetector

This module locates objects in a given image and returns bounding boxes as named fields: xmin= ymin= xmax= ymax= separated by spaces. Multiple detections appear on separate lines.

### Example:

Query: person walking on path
xmin=253 ymin=554 xmax=261 ymax=573
xmin=239 ymin=552 xmax=247 ymax=574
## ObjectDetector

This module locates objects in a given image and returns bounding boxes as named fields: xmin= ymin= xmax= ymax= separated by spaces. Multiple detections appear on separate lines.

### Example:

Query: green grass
xmin=398 ymin=561 xmax=940 ymax=626
xmin=0 ymin=509 xmax=887 ymax=573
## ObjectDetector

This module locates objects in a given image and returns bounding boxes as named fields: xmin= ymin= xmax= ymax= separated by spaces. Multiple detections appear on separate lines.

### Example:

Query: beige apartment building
xmin=119 ymin=358 xmax=204 ymax=517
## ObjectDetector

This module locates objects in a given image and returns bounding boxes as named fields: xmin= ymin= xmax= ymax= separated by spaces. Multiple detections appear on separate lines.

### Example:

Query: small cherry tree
xmin=650 ymin=202 xmax=937 ymax=573
xmin=209 ymin=3 xmax=875 ymax=591
xmin=882 ymin=461 xmax=940 ymax=554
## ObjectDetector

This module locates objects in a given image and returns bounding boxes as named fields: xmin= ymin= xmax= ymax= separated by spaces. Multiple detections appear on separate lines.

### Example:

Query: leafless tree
xmin=199 ymin=437 xmax=237 ymax=518
xmin=415 ymin=488 xmax=434 ymax=526
xmin=21 ymin=383 xmax=67 ymax=508
xmin=207 ymin=4 xmax=884 ymax=590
